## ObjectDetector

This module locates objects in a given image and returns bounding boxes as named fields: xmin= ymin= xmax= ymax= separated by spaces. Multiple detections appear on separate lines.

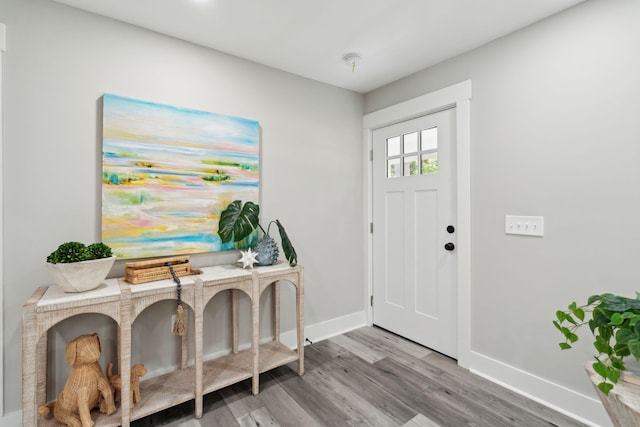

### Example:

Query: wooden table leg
xmin=251 ymin=275 xmax=259 ymax=395
xmin=195 ymin=281 xmax=203 ymax=419
xmin=36 ymin=334 xmax=48 ymax=407
xmin=22 ymin=302 xmax=37 ymax=427
xmin=296 ymin=272 xmax=305 ymax=376
xmin=273 ymin=282 xmax=280 ymax=342
xmin=119 ymin=287 xmax=132 ymax=427
xmin=181 ymin=308 xmax=189 ymax=370
xmin=232 ymin=289 xmax=238 ymax=354
xmin=119 ymin=325 xmax=131 ymax=426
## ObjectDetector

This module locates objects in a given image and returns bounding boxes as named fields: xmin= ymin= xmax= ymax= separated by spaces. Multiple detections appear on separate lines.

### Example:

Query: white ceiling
xmin=50 ymin=0 xmax=585 ymax=93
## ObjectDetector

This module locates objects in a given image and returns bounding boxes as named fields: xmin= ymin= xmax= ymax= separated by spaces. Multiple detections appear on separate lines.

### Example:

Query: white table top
xmin=37 ymin=262 xmax=300 ymax=307
xmin=38 ymin=278 xmax=121 ymax=307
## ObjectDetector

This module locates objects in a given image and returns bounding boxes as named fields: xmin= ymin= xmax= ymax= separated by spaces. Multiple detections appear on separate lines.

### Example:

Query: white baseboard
xmin=469 ymin=351 xmax=611 ymax=427
xmin=281 ymin=310 xmax=367 ymax=349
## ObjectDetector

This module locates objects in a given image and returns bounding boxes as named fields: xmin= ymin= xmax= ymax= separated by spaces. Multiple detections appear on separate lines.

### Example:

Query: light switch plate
xmin=505 ymin=215 xmax=544 ymax=236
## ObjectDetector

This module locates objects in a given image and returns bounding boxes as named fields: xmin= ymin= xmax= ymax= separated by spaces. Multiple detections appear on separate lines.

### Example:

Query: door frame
xmin=363 ymin=80 xmax=471 ymax=368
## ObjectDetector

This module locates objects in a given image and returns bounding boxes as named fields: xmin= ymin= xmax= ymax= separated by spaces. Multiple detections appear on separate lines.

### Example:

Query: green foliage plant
xmin=47 ymin=241 xmax=113 ymax=264
xmin=217 ymin=200 xmax=297 ymax=267
xmin=88 ymin=242 xmax=113 ymax=260
xmin=554 ymin=293 xmax=640 ymax=394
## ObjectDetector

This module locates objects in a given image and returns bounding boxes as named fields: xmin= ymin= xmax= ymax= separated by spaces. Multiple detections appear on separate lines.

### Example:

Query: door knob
xmin=447 ymin=225 xmax=455 ymax=234
xmin=444 ymin=242 xmax=455 ymax=251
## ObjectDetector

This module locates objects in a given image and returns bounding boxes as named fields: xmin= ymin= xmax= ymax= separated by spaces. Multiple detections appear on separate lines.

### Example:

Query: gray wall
xmin=366 ymin=0 xmax=640 ymax=412
xmin=5 ymin=0 xmax=640 ymax=423
xmin=1 ymin=0 xmax=364 ymax=415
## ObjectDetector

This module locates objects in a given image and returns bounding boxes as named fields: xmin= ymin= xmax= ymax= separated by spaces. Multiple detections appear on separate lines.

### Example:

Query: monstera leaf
xmin=218 ymin=201 xmax=298 ymax=267
xmin=218 ymin=201 xmax=260 ymax=243
xmin=275 ymin=219 xmax=297 ymax=267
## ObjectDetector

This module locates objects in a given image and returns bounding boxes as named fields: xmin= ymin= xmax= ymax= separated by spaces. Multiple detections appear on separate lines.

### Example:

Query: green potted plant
xmin=554 ymin=293 xmax=640 ymax=394
xmin=45 ymin=241 xmax=116 ymax=292
xmin=217 ymin=200 xmax=297 ymax=267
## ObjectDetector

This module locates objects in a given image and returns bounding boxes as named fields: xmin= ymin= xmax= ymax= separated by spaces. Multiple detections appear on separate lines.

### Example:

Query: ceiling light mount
xmin=343 ymin=53 xmax=362 ymax=73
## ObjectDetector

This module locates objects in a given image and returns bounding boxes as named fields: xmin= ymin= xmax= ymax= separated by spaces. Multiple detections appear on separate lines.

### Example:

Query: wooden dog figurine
xmin=38 ymin=333 xmax=115 ymax=427
xmin=107 ymin=362 xmax=147 ymax=407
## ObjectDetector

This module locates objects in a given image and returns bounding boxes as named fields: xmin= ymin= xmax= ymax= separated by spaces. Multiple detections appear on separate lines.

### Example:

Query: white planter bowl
xmin=45 ymin=256 xmax=117 ymax=293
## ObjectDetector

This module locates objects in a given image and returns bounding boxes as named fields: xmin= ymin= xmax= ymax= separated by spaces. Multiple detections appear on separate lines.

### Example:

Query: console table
xmin=22 ymin=263 xmax=304 ymax=426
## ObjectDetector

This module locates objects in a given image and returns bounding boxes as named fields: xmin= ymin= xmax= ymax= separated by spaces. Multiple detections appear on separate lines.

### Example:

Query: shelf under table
xmin=259 ymin=341 xmax=299 ymax=373
xmin=39 ymin=365 xmax=197 ymax=426
xmin=202 ymin=348 xmax=253 ymax=394
xmin=130 ymin=366 xmax=197 ymax=421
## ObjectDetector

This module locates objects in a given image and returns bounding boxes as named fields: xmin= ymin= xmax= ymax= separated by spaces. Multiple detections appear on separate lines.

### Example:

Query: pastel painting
xmin=102 ymin=94 xmax=259 ymax=259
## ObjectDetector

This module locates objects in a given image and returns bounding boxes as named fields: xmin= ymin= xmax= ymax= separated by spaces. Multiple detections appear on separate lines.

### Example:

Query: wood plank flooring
xmin=131 ymin=326 xmax=586 ymax=427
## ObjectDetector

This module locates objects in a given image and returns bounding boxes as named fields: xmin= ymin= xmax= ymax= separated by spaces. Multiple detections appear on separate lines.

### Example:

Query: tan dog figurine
xmin=107 ymin=362 xmax=147 ymax=407
xmin=38 ymin=333 xmax=116 ymax=427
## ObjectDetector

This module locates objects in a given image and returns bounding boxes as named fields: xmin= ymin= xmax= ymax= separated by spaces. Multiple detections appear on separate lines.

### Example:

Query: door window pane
xmin=387 ymin=136 xmax=401 ymax=157
xmin=421 ymin=128 xmax=438 ymax=151
xmin=387 ymin=158 xmax=401 ymax=178
xmin=421 ymin=153 xmax=438 ymax=174
xmin=385 ymin=127 xmax=439 ymax=178
xmin=403 ymin=132 xmax=418 ymax=154
xmin=404 ymin=156 xmax=418 ymax=176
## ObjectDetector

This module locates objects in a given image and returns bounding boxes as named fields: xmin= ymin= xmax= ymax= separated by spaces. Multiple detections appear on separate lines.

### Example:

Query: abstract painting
xmin=101 ymin=94 xmax=259 ymax=259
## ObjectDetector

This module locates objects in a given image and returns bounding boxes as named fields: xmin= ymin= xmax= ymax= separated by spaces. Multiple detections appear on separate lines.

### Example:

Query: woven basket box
xmin=125 ymin=256 xmax=193 ymax=284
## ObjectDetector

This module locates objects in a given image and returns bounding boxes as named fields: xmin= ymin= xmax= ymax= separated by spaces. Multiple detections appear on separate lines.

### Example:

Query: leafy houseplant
xmin=554 ymin=293 xmax=640 ymax=394
xmin=217 ymin=200 xmax=297 ymax=267
xmin=46 ymin=241 xmax=116 ymax=293
xmin=47 ymin=241 xmax=113 ymax=263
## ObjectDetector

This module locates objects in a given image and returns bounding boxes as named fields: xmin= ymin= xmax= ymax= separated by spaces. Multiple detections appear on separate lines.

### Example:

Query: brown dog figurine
xmin=107 ymin=362 xmax=147 ymax=407
xmin=38 ymin=333 xmax=116 ymax=427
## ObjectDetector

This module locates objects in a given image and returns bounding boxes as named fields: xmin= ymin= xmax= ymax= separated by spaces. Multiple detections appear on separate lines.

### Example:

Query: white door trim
xmin=1 ymin=22 xmax=6 ymax=417
xmin=363 ymin=80 xmax=471 ymax=368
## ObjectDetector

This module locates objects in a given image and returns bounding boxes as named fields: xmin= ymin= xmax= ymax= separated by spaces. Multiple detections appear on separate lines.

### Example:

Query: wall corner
xmin=0 ymin=20 xmax=5 ymax=418
xmin=0 ymin=23 xmax=6 ymax=52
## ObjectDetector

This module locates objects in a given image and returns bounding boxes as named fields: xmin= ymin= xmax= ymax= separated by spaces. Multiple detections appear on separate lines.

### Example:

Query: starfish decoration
xmin=238 ymin=248 xmax=258 ymax=269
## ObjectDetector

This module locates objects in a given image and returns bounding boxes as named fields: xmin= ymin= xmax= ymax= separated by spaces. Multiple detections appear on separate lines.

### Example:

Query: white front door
xmin=372 ymin=108 xmax=457 ymax=358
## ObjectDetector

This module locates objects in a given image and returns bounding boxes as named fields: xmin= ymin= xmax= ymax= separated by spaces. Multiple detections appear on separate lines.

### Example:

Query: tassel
xmin=172 ymin=303 xmax=186 ymax=336
xmin=167 ymin=262 xmax=186 ymax=336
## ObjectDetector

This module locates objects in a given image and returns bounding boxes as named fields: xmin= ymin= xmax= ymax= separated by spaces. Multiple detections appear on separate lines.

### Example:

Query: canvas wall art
xmin=102 ymin=94 xmax=259 ymax=259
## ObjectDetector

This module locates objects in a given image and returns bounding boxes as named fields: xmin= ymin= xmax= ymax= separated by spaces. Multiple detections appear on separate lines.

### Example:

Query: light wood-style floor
xmin=132 ymin=326 xmax=587 ymax=427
